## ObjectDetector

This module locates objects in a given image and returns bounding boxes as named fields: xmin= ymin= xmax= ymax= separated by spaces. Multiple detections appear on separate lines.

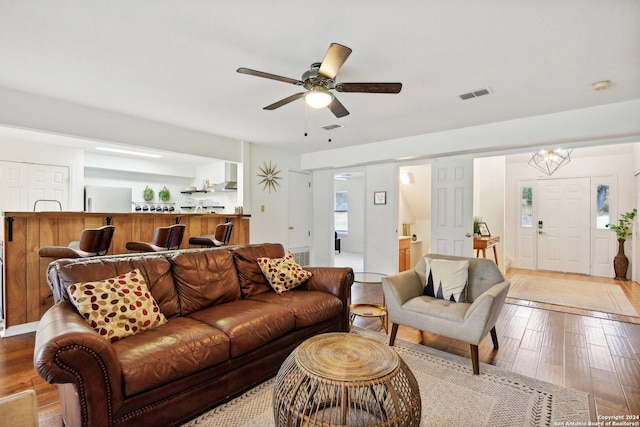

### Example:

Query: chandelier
xmin=528 ymin=149 xmax=573 ymax=176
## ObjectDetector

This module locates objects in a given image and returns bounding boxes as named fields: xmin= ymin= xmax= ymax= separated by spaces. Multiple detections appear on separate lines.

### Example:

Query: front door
xmin=537 ymin=178 xmax=590 ymax=274
xmin=431 ymin=159 xmax=473 ymax=256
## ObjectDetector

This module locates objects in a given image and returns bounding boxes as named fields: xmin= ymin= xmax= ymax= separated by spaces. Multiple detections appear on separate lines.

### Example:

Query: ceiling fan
xmin=237 ymin=43 xmax=402 ymax=118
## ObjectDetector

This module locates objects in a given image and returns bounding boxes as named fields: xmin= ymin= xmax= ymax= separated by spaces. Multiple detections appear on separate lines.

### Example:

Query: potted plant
xmin=158 ymin=186 xmax=171 ymax=202
xmin=143 ymin=186 xmax=154 ymax=202
xmin=606 ymin=208 xmax=637 ymax=280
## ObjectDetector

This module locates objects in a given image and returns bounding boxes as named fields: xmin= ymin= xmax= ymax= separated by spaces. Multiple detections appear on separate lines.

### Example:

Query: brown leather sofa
xmin=34 ymin=243 xmax=353 ymax=427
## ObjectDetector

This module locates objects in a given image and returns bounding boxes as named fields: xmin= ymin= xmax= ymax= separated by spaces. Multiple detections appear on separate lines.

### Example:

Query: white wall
xmin=364 ymin=164 xmax=398 ymax=274
xmin=0 ymin=87 xmax=242 ymax=162
xmin=473 ymin=156 xmax=506 ymax=270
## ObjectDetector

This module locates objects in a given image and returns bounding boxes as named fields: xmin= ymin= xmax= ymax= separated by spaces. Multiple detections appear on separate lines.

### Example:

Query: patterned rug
xmin=508 ymin=274 xmax=638 ymax=317
xmin=182 ymin=329 xmax=590 ymax=427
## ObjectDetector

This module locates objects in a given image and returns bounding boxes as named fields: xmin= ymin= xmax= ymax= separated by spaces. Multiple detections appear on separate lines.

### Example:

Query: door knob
xmin=289 ymin=226 xmax=294 ymax=230
xmin=538 ymin=230 xmax=544 ymax=234
xmin=465 ymin=233 xmax=472 ymax=238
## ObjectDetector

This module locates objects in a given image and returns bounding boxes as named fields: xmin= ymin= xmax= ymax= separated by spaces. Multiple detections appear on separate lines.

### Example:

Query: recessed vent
xmin=459 ymin=88 xmax=492 ymax=100
xmin=321 ymin=123 xmax=344 ymax=131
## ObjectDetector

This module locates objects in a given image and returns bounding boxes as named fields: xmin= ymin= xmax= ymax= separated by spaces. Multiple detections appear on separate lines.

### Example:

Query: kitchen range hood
xmin=214 ymin=163 xmax=238 ymax=191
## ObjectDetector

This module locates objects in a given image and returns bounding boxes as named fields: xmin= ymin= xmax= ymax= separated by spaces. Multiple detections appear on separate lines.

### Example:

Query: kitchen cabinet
xmin=399 ymin=237 xmax=411 ymax=272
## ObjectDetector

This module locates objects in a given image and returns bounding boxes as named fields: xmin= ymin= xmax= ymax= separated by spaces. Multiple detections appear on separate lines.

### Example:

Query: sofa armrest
xmin=34 ymin=301 xmax=124 ymax=426
xmin=304 ymin=267 xmax=354 ymax=331
xmin=463 ymin=280 xmax=511 ymax=337
xmin=304 ymin=267 xmax=354 ymax=299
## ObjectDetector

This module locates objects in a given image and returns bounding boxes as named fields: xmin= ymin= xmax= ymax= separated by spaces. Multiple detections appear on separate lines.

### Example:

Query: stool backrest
xmin=214 ymin=222 xmax=234 ymax=246
xmin=152 ymin=224 xmax=186 ymax=250
xmin=78 ymin=225 xmax=116 ymax=255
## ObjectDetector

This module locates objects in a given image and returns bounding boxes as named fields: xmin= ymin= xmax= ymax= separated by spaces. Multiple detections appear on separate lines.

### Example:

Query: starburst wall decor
xmin=257 ymin=161 xmax=282 ymax=193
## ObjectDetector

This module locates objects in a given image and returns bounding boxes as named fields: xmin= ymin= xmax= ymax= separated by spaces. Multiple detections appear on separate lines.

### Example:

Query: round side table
xmin=273 ymin=333 xmax=421 ymax=426
xmin=350 ymin=272 xmax=387 ymax=332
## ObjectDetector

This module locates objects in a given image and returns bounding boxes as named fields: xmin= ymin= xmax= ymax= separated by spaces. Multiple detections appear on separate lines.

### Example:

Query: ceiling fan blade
xmin=237 ymin=67 xmax=303 ymax=86
xmin=263 ymin=92 xmax=306 ymax=110
xmin=336 ymin=82 xmax=402 ymax=93
xmin=318 ymin=43 xmax=352 ymax=80
xmin=328 ymin=96 xmax=350 ymax=118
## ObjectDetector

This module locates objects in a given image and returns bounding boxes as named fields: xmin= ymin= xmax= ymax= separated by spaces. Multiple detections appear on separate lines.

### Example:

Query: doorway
xmin=332 ymin=171 xmax=364 ymax=272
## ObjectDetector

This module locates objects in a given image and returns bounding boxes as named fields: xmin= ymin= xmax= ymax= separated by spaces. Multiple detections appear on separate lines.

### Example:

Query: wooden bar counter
xmin=2 ymin=211 xmax=250 ymax=335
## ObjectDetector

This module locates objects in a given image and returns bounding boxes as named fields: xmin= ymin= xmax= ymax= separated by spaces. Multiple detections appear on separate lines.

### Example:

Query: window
xmin=521 ymin=186 xmax=533 ymax=228
xmin=334 ymin=191 xmax=348 ymax=232
xmin=596 ymin=184 xmax=610 ymax=229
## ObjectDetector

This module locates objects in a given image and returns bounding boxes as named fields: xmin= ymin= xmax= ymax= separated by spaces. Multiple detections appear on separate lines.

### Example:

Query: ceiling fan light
xmin=304 ymin=88 xmax=333 ymax=109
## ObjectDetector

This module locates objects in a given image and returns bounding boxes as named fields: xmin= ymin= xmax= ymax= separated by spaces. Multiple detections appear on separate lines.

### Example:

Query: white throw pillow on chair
xmin=423 ymin=257 xmax=469 ymax=303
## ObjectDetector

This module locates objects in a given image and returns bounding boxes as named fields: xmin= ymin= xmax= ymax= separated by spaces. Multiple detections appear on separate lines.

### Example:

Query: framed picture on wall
xmin=374 ymin=191 xmax=387 ymax=205
xmin=478 ymin=222 xmax=491 ymax=237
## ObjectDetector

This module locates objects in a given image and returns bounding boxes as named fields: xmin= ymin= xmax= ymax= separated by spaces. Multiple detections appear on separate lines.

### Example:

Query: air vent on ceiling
xmin=459 ymin=88 xmax=492 ymax=100
xmin=321 ymin=123 xmax=344 ymax=131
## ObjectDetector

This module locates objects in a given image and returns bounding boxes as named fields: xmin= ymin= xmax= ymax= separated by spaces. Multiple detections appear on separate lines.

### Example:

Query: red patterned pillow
xmin=257 ymin=252 xmax=312 ymax=294
xmin=67 ymin=269 xmax=167 ymax=342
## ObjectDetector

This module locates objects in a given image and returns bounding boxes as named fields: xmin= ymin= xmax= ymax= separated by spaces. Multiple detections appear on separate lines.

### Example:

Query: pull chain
xmin=304 ymin=103 xmax=308 ymax=137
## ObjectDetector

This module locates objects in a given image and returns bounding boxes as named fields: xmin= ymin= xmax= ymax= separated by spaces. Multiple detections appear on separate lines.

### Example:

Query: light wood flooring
xmin=1 ymin=269 xmax=639 ymax=425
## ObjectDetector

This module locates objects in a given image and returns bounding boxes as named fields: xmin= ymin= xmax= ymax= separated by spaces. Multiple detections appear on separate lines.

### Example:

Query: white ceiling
xmin=0 ymin=1 xmax=638 ymax=155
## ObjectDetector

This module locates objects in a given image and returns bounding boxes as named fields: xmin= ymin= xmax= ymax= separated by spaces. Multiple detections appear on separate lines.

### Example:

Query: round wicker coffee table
xmin=273 ymin=333 xmax=421 ymax=426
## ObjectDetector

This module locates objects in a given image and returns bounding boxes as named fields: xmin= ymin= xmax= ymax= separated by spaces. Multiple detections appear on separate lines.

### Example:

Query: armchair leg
xmin=389 ymin=323 xmax=399 ymax=346
xmin=470 ymin=344 xmax=480 ymax=375
xmin=490 ymin=326 xmax=499 ymax=349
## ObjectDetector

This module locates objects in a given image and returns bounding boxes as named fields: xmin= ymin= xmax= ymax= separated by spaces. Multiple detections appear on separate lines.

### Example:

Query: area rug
xmin=508 ymin=274 xmax=639 ymax=317
xmin=182 ymin=329 xmax=590 ymax=427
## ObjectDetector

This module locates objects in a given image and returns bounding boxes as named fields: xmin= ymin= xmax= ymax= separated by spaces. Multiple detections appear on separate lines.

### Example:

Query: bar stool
xmin=189 ymin=222 xmax=233 ymax=248
xmin=126 ymin=224 xmax=186 ymax=252
xmin=38 ymin=225 xmax=115 ymax=258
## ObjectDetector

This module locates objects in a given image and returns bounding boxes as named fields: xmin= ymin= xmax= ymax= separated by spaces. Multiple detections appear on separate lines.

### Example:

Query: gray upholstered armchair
xmin=382 ymin=253 xmax=510 ymax=374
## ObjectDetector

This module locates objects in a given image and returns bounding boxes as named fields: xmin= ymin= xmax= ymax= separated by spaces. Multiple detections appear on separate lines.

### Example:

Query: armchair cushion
xmin=67 ymin=269 xmax=167 ymax=342
xmin=423 ymin=257 xmax=469 ymax=302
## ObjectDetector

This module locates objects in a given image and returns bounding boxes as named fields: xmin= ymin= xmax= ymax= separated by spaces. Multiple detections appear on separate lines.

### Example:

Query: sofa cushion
xmin=187 ymin=299 xmax=295 ymax=357
xmin=67 ymin=269 xmax=167 ymax=342
xmin=257 ymin=252 xmax=312 ymax=294
xmin=423 ymin=257 xmax=469 ymax=303
xmin=112 ymin=317 xmax=230 ymax=396
xmin=231 ymin=243 xmax=286 ymax=297
xmin=170 ymin=249 xmax=242 ymax=315
xmin=53 ymin=254 xmax=181 ymax=318
xmin=249 ymin=290 xmax=343 ymax=329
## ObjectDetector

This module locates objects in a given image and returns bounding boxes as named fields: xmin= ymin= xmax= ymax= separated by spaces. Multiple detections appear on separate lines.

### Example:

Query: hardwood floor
xmin=351 ymin=269 xmax=640 ymax=419
xmin=1 ymin=269 xmax=639 ymax=425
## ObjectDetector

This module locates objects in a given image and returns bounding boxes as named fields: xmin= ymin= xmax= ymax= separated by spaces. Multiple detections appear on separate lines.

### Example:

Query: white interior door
xmin=29 ymin=164 xmax=69 ymax=211
xmin=431 ymin=159 xmax=473 ymax=256
xmin=287 ymin=170 xmax=311 ymax=250
xmin=537 ymin=178 xmax=590 ymax=274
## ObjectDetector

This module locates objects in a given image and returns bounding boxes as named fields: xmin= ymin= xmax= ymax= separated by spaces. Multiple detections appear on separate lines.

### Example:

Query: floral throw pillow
xmin=67 ymin=269 xmax=167 ymax=342
xmin=257 ymin=252 xmax=313 ymax=294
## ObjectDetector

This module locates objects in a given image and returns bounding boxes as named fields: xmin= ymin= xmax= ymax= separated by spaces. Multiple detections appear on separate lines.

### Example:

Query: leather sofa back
xmin=169 ymin=248 xmax=241 ymax=315
xmin=49 ymin=253 xmax=181 ymax=317
xmin=46 ymin=243 xmax=288 ymax=319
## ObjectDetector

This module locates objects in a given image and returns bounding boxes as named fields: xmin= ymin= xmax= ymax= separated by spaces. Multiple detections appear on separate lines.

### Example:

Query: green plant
xmin=606 ymin=208 xmax=637 ymax=240
xmin=473 ymin=216 xmax=482 ymax=234
xmin=143 ymin=186 xmax=154 ymax=202
xmin=158 ymin=186 xmax=171 ymax=202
